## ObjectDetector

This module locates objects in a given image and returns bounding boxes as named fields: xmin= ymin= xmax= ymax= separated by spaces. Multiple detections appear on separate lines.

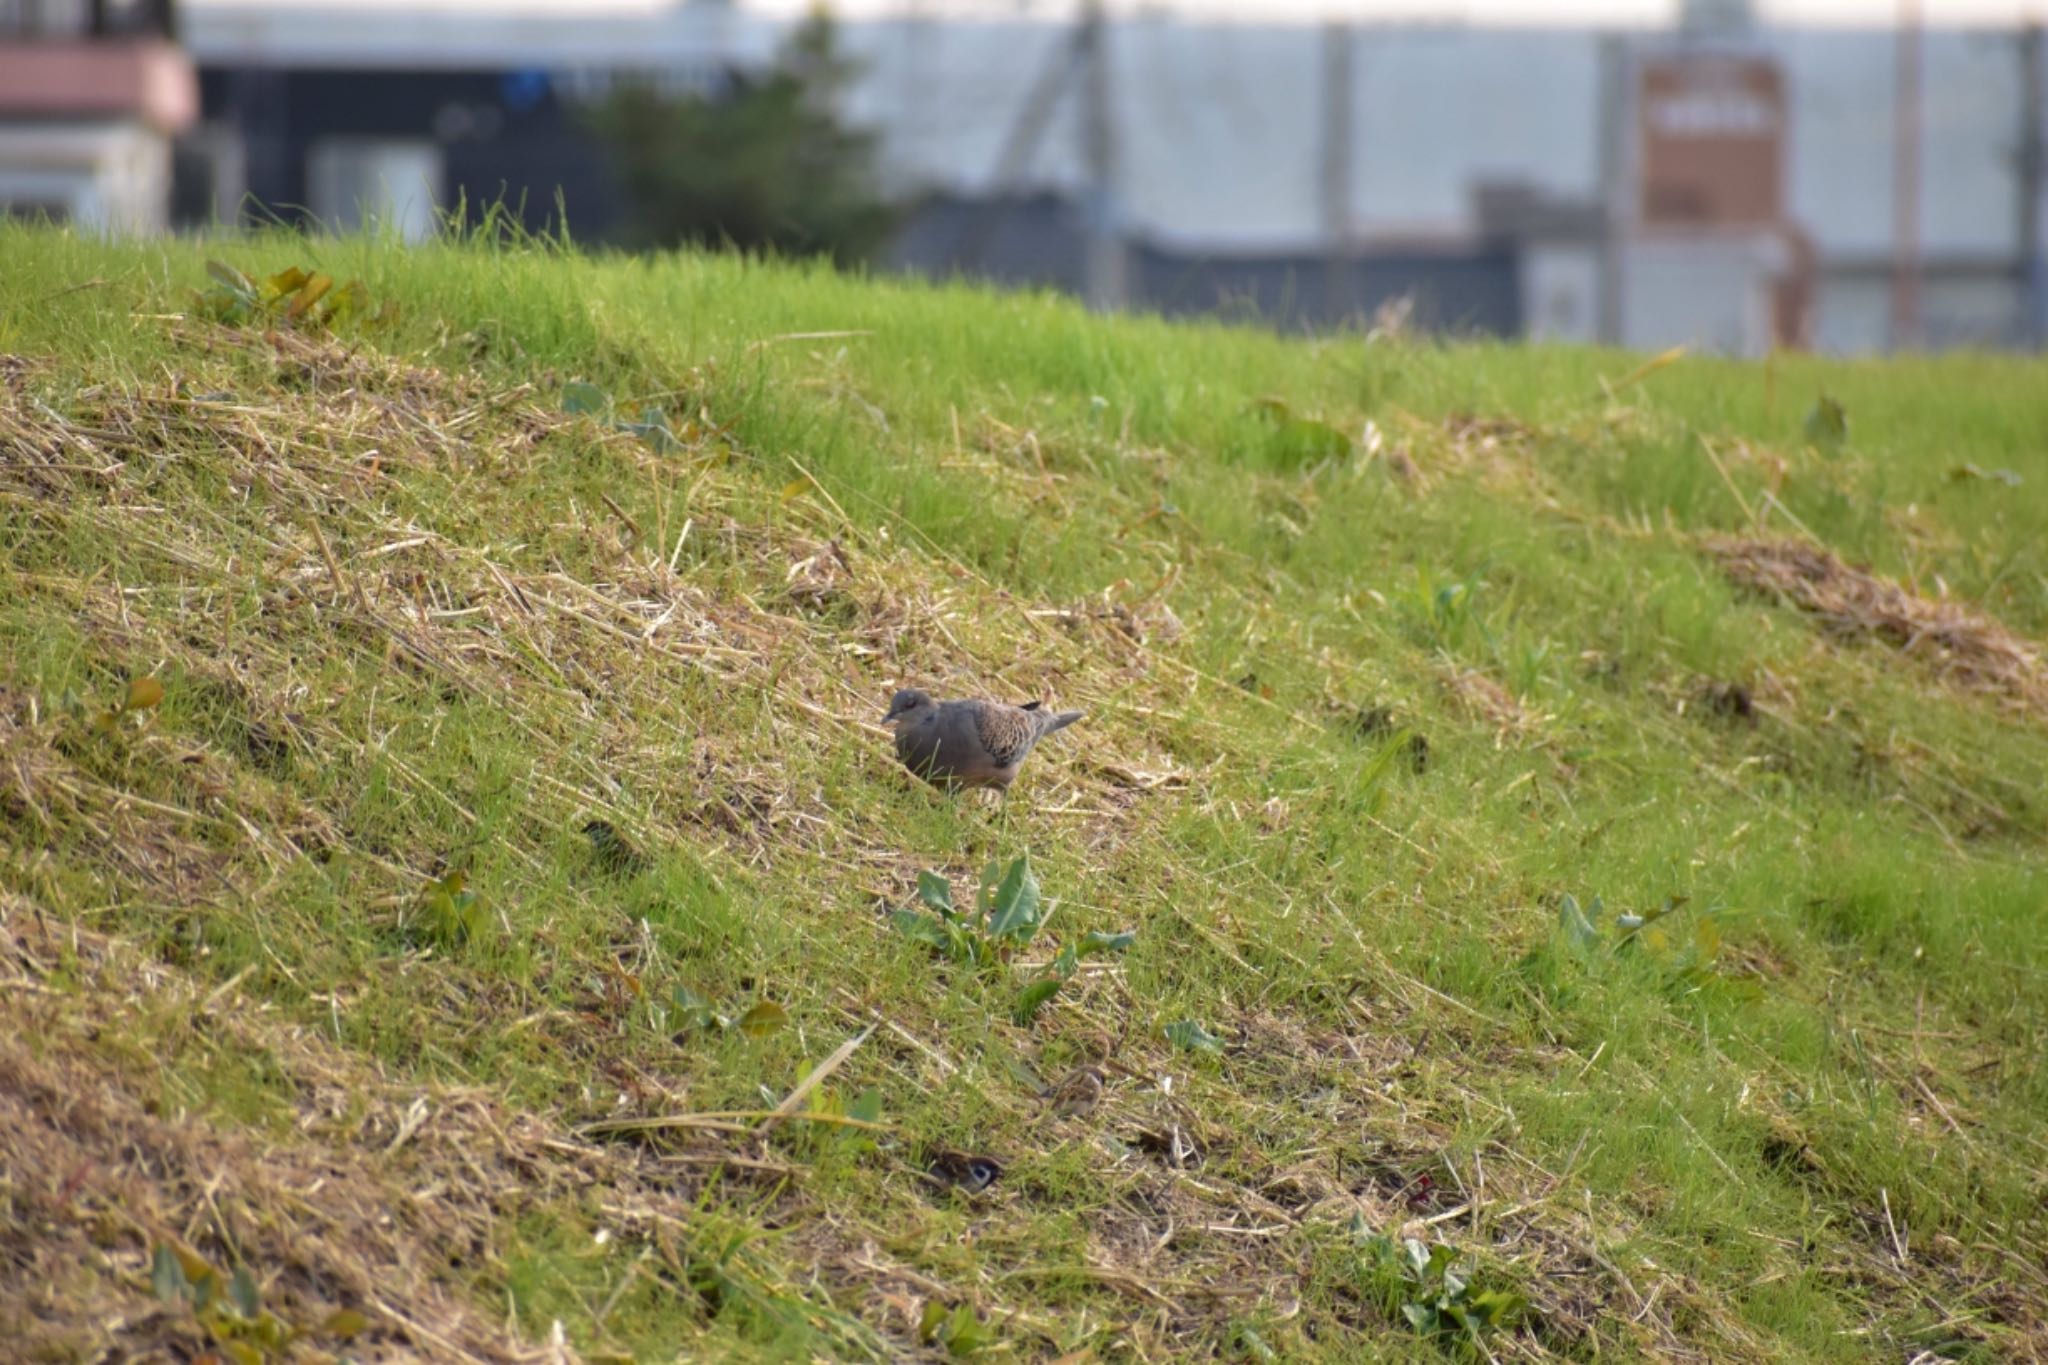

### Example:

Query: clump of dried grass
xmin=0 ymin=899 xmax=569 ymax=1361
xmin=1708 ymin=536 xmax=2047 ymax=715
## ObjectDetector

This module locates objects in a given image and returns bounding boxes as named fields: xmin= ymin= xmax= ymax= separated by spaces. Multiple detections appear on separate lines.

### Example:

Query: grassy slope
xmin=2 ymin=223 xmax=2046 ymax=1362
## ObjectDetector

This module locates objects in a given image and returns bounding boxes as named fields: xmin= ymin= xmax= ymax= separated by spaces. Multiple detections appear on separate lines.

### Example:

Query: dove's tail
xmin=1036 ymin=709 xmax=1084 ymax=738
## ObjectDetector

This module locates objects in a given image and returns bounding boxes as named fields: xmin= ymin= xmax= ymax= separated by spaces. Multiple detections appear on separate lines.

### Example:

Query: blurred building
xmin=835 ymin=10 xmax=2045 ymax=353
xmin=0 ymin=0 xmax=197 ymax=232
xmin=172 ymin=0 xmax=774 ymax=241
xmin=8 ymin=0 xmax=2042 ymax=356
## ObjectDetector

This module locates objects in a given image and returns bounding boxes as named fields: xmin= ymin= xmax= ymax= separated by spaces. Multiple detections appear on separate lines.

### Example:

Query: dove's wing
xmin=971 ymin=701 xmax=1039 ymax=770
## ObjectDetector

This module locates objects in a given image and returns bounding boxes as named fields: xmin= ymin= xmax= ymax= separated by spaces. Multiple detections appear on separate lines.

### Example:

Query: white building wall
xmin=1814 ymin=271 xmax=2027 ymax=351
xmin=0 ymin=123 xmax=172 ymax=233
xmin=1349 ymin=28 xmax=1602 ymax=240
xmin=1779 ymin=27 xmax=2021 ymax=259
xmin=1622 ymin=231 xmax=1788 ymax=354
xmin=1522 ymin=242 xmax=1604 ymax=343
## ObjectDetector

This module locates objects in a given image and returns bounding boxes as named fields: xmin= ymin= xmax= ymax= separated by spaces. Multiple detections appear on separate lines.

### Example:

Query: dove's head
xmin=882 ymin=688 xmax=933 ymax=725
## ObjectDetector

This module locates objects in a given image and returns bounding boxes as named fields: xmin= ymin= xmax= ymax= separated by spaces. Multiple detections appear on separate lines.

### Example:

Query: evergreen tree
xmin=589 ymin=11 xmax=897 ymax=264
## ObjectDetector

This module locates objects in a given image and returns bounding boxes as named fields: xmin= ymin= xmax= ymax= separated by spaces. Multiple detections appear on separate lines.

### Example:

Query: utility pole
xmin=1890 ymin=0 xmax=1923 ymax=351
xmin=1594 ymin=32 xmax=1630 ymax=347
xmin=952 ymin=23 xmax=1082 ymax=269
xmin=955 ymin=0 xmax=1125 ymax=311
xmin=2021 ymin=21 xmax=2045 ymax=349
xmin=1076 ymin=0 xmax=1126 ymax=311
xmin=1319 ymin=20 xmax=1356 ymax=328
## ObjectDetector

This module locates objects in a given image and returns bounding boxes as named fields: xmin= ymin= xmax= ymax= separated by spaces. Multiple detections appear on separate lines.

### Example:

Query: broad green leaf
xmin=561 ymin=381 xmax=609 ymax=415
xmin=916 ymin=870 xmax=955 ymax=916
xmin=286 ymin=272 xmax=334 ymax=320
xmin=246 ymin=1312 xmax=291 ymax=1348
xmin=262 ymin=266 xmax=308 ymax=302
xmin=1804 ymin=393 xmax=1848 ymax=451
xmin=984 ymin=855 xmax=1042 ymax=943
xmin=173 ymin=1244 xmax=216 ymax=1288
xmin=1164 ymin=1020 xmax=1223 ymax=1053
xmin=1050 ymin=941 xmax=1078 ymax=979
xmin=324 ymin=278 xmax=369 ymax=324
xmin=669 ymin=985 xmax=716 ymax=1031
xmin=124 ymin=676 xmax=165 ymax=712
xmin=195 ymin=285 xmax=249 ymax=322
xmin=918 ymin=1300 xmax=949 ymax=1344
xmin=1557 ymin=894 xmax=1599 ymax=951
xmin=1400 ymin=1302 xmax=1433 ymax=1331
xmin=738 ymin=1001 xmax=788 ymax=1037
xmin=848 ymin=1087 xmax=882 ymax=1124
xmin=1013 ymin=978 xmax=1062 ymax=1025
xmin=940 ymin=1303 xmax=990 ymax=1356
xmin=891 ymin=907 xmax=953 ymax=950
xmin=205 ymin=259 xmax=254 ymax=293
xmin=1276 ymin=416 xmax=1353 ymax=463
xmin=228 ymin=1265 xmax=260 ymax=1318
xmin=1079 ymin=929 xmax=1136 ymax=956
xmin=321 ymin=1308 xmax=369 ymax=1339
xmin=1235 ymin=1324 xmax=1278 ymax=1361
xmin=151 ymin=1244 xmax=187 ymax=1302
xmin=617 ymin=418 xmax=680 ymax=453
xmin=1469 ymin=1289 xmax=1525 ymax=1326
xmin=1403 ymin=1238 xmax=1431 ymax=1279
xmin=418 ymin=870 xmax=488 ymax=947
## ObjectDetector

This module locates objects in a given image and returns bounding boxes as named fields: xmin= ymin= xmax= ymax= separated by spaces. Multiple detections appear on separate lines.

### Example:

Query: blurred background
xmin=2 ymin=0 xmax=2042 ymax=354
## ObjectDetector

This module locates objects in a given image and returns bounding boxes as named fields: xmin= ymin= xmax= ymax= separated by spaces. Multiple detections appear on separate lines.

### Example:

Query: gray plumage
xmin=881 ymin=688 xmax=1084 ymax=791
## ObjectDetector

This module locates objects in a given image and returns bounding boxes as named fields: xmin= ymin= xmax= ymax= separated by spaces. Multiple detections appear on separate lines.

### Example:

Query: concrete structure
xmin=0 ymin=0 xmax=198 ymax=232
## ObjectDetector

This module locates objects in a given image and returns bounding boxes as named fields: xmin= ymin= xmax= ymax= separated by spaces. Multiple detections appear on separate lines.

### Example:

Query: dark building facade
xmin=186 ymin=65 xmax=629 ymax=238
xmin=181 ymin=65 xmax=1519 ymax=336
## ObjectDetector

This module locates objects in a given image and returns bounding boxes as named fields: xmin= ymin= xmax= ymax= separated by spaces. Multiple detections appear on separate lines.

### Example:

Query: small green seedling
xmin=919 ymin=1300 xmax=994 ymax=1356
xmin=559 ymin=379 xmax=683 ymax=452
xmin=1558 ymin=892 xmax=1723 ymax=984
xmin=893 ymin=857 xmax=1134 ymax=1025
xmin=414 ymin=869 xmax=490 ymax=948
xmin=151 ymin=1240 xmax=368 ymax=1362
xmin=87 ymin=675 xmax=165 ymax=735
xmin=1353 ymin=1220 xmax=1527 ymax=1351
xmin=195 ymin=261 xmax=391 ymax=331
xmin=1164 ymin=1019 xmax=1226 ymax=1053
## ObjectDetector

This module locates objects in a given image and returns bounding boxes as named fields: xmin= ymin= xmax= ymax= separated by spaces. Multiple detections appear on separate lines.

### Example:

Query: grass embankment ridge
xmin=2 ymin=226 xmax=2046 ymax=1362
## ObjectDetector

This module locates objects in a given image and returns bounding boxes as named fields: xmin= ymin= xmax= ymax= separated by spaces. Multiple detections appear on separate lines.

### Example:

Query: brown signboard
xmin=1638 ymin=55 xmax=1786 ymax=228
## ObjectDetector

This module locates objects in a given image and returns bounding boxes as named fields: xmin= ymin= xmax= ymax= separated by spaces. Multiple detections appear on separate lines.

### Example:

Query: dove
xmin=880 ymin=688 xmax=1083 ymax=792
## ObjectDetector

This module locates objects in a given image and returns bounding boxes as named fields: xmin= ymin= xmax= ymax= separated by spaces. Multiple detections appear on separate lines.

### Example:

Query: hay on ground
xmin=1709 ymin=535 xmax=2046 ymax=716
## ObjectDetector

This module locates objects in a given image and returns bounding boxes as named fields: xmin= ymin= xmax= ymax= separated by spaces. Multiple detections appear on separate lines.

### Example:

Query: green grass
xmin=2 ymin=221 xmax=2046 ymax=1362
